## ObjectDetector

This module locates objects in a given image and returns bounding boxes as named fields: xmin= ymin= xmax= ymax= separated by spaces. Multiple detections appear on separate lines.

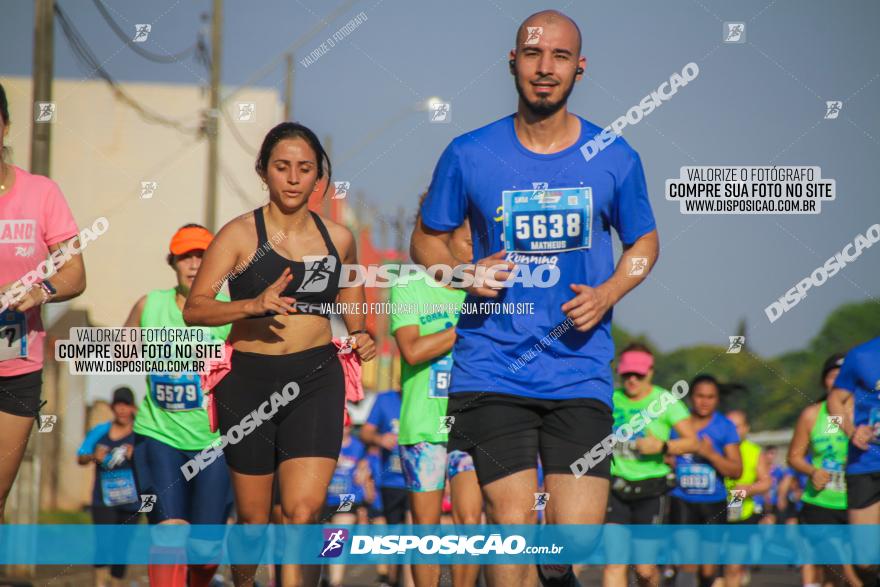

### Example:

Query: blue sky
xmin=2 ymin=0 xmax=879 ymax=358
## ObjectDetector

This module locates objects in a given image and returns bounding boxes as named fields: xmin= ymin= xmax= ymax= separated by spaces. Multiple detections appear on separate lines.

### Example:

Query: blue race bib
xmin=502 ymin=187 xmax=592 ymax=253
xmin=429 ymin=354 xmax=453 ymax=399
xmin=0 ymin=310 xmax=27 ymax=362
xmin=148 ymin=372 xmax=203 ymax=411
xmin=100 ymin=469 xmax=138 ymax=507
xmin=678 ymin=463 xmax=717 ymax=495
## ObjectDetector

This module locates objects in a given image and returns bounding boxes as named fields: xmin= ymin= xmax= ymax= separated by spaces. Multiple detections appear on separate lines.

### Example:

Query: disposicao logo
xmin=319 ymin=528 xmax=349 ymax=558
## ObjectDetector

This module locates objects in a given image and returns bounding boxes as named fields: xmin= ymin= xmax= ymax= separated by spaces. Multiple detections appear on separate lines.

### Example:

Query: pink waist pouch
xmin=200 ymin=339 xmax=363 ymax=433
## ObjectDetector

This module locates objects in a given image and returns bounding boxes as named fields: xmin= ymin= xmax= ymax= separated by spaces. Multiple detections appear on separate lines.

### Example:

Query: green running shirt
xmin=610 ymin=385 xmax=690 ymax=481
xmin=390 ymin=271 xmax=465 ymax=446
xmin=132 ymin=288 xmax=231 ymax=450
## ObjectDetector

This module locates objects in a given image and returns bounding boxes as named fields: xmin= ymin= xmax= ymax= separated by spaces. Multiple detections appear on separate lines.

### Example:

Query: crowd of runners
xmin=0 ymin=7 xmax=878 ymax=587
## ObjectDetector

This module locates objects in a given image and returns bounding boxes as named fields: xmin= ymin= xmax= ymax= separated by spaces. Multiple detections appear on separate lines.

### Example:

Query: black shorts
xmin=799 ymin=502 xmax=848 ymax=524
xmin=779 ymin=501 xmax=800 ymax=522
xmin=446 ymin=392 xmax=613 ymax=486
xmin=213 ymin=344 xmax=345 ymax=475
xmin=606 ymin=489 xmax=667 ymax=524
xmin=0 ymin=368 xmax=42 ymax=417
xmin=380 ymin=487 xmax=409 ymax=524
xmin=846 ymin=471 xmax=880 ymax=510
xmin=367 ymin=504 xmax=384 ymax=520
xmin=668 ymin=497 xmax=728 ymax=525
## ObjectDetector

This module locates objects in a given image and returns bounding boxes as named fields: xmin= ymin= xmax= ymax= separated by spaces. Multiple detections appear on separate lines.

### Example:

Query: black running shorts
xmin=213 ymin=344 xmax=345 ymax=475
xmin=446 ymin=392 xmax=613 ymax=486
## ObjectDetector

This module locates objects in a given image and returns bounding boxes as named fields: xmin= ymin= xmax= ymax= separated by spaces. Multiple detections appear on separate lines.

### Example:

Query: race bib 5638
xmin=502 ymin=187 xmax=592 ymax=253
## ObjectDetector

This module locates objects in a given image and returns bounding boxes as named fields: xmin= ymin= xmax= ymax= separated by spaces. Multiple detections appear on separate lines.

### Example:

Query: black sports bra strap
xmin=254 ymin=207 xmax=269 ymax=245
xmin=310 ymin=211 xmax=339 ymax=259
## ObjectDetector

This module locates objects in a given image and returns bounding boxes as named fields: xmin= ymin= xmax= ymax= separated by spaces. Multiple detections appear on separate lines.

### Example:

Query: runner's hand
xmin=851 ymin=424 xmax=874 ymax=450
xmin=246 ymin=267 xmax=297 ymax=316
xmin=9 ymin=287 xmax=44 ymax=313
xmin=695 ymin=436 xmax=717 ymax=459
xmin=352 ymin=332 xmax=376 ymax=362
xmin=380 ymin=433 xmax=398 ymax=451
xmin=810 ymin=468 xmax=831 ymax=491
xmin=635 ymin=435 xmax=664 ymax=455
xmin=562 ymin=284 xmax=611 ymax=332
xmin=124 ymin=444 xmax=134 ymax=460
xmin=93 ymin=444 xmax=109 ymax=464
xmin=464 ymin=251 xmax=514 ymax=298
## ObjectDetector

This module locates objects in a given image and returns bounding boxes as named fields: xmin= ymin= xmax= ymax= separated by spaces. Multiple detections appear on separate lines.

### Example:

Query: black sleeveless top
xmin=228 ymin=207 xmax=342 ymax=317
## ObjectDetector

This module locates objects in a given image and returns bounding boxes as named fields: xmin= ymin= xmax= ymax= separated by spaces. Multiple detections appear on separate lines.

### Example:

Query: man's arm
xmin=411 ymin=220 xmax=513 ymax=298
xmin=410 ymin=220 xmax=458 ymax=276
xmin=562 ymin=229 xmax=659 ymax=332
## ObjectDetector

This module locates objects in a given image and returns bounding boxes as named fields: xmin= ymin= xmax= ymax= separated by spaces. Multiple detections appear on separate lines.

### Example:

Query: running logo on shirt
xmin=0 ymin=220 xmax=37 ymax=244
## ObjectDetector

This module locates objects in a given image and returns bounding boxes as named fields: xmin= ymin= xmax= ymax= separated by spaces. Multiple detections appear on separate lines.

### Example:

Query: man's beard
xmin=514 ymin=74 xmax=576 ymax=117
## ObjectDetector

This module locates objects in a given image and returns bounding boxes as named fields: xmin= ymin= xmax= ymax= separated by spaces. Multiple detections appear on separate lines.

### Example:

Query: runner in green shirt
xmin=123 ymin=224 xmax=232 ymax=587
xmin=391 ymin=213 xmax=482 ymax=587
xmin=788 ymin=353 xmax=859 ymax=587
xmin=604 ymin=343 xmax=697 ymax=587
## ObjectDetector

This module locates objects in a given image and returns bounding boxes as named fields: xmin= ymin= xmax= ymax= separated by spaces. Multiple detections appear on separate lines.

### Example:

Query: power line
xmin=220 ymin=106 xmax=258 ymax=156
xmin=91 ymin=0 xmax=197 ymax=64
xmin=220 ymin=161 xmax=260 ymax=209
xmin=54 ymin=4 xmax=201 ymax=135
xmin=220 ymin=0 xmax=360 ymax=106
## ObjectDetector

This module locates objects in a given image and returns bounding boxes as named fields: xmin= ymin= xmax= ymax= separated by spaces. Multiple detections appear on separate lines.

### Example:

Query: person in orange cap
xmin=123 ymin=223 xmax=233 ymax=587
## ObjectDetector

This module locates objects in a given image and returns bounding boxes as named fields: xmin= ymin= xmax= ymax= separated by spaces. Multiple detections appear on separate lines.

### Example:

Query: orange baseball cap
xmin=169 ymin=225 xmax=214 ymax=255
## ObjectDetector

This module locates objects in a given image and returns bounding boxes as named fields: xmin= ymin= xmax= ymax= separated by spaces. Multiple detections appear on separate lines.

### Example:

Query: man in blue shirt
xmin=828 ymin=336 xmax=880 ymax=587
xmin=411 ymin=9 xmax=659 ymax=587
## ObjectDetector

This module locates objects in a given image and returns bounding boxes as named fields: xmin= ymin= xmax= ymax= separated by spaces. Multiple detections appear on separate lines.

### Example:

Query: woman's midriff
xmin=229 ymin=313 xmax=332 ymax=355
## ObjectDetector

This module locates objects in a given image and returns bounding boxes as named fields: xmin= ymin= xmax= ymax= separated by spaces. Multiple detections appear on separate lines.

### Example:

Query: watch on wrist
xmin=661 ymin=441 xmax=669 ymax=454
xmin=40 ymin=279 xmax=57 ymax=300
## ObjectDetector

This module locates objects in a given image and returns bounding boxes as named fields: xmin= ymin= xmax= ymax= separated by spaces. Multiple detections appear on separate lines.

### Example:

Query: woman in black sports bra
xmin=183 ymin=122 xmax=375 ymax=587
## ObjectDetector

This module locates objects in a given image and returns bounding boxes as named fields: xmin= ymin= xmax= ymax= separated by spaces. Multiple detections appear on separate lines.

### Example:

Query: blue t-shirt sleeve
xmin=77 ymin=421 xmax=111 ymax=456
xmin=724 ymin=421 xmax=741 ymax=447
xmin=366 ymin=395 xmax=384 ymax=428
xmin=611 ymin=149 xmax=656 ymax=245
xmin=421 ymin=141 xmax=466 ymax=231
xmin=832 ymin=351 xmax=859 ymax=393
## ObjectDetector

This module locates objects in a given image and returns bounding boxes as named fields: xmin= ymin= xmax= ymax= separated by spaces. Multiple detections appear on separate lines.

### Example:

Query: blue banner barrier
xmin=0 ymin=524 xmax=876 ymax=565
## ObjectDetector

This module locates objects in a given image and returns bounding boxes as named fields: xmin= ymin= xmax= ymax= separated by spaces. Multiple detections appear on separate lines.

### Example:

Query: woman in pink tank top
xmin=0 ymin=83 xmax=87 ymax=522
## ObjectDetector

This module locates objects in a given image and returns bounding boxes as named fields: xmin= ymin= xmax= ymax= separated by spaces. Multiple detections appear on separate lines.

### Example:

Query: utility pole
xmin=284 ymin=52 xmax=294 ymax=121
xmin=395 ymin=206 xmax=406 ymax=258
xmin=30 ymin=0 xmax=54 ymax=176
xmin=204 ymin=0 xmax=222 ymax=232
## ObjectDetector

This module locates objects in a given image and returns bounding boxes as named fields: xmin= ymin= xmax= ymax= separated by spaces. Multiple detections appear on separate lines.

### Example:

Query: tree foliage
xmin=612 ymin=300 xmax=878 ymax=430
